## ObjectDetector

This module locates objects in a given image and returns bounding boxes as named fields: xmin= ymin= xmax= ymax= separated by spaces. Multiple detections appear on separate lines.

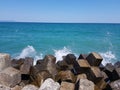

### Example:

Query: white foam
xmin=54 ymin=47 xmax=72 ymax=62
xmin=16 ymin=45 xmax=43 ymax=65
xmin=100 ymin=51 xmax=116 ymax=65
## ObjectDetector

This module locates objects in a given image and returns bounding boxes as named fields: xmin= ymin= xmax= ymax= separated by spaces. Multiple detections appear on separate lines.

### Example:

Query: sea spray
xmin=100 ymin=51 xmax=116 ymax=65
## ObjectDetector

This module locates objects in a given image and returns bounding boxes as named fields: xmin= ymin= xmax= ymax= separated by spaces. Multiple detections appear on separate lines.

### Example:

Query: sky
xmin=0 ymin=0 xmax=120 ymax=23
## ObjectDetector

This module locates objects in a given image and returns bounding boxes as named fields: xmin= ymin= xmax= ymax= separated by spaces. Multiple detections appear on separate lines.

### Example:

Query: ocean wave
xmin=100 ymin=51 xmax=116 ymax=65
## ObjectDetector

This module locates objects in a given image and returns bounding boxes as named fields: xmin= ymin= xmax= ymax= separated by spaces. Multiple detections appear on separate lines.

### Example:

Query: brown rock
xmin=60 ymin=81 xmax=75 ymax=90
xmin=96 ymin=79 xmax=107 ymax=90
xmin=11 ymin=85 xmax=22 ymax=90
xmin=0 ymin=53 xmax=11 ymax=71
xmin=86 ymin=52 xmax=103 ymax=66
xmin=74 ymin=59 xmax=90 ymax=74
xmin=56 ymin=70 xmax=76 ymax=83
xmin=64 ymin=54 xmax=76 ymax=65
xmin=20 ymin=57 xmax=33 ymax=74
xmin=44 ymin=55 xmax=56 ymax=63
xmin=78 ymin=54 xmax=88 ymax=59
xmin=87 ymin=67 xmax=103 ymax=84
xmin=0 ymin=67 xmax=21 ymax=87
xmin=76 ymin=74 xmax=87 ymax=83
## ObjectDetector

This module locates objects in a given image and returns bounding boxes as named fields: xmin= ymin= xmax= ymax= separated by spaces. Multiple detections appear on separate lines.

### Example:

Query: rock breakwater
xmin=0 ymin=52 xmax=120 ymax=90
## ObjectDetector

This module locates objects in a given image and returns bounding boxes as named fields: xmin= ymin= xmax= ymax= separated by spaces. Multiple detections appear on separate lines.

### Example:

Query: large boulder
xmin=0 ymin=67 xmax=21 ymax=87
xmin=60 ymin=81 xmax=75 ymax=90
xmin=0 ymin=53 xmax=11 ymax=71
xmin=74 ymin=59 xmax=90 ymax=74
xmin=39 ymin=78 xmax=60 ymax=90
xmin=78 ymin=79 xmax=95 ymax=90
xmin=22 ymin=84 xmax=38 ymax=90
xmin=86 ymin=52 xmax=103 ymax=66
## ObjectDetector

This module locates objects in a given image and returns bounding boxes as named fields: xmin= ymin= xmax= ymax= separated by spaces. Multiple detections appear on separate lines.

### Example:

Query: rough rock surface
xmin=39 ymin=78 xmax=60 ymax=90
xmin=78 ymin=79 xmax=95 ymax=90
xmin=22 ymin=84 xmax=38 ymax=90
xmin=0 ymin=67 xmax=21 ymax=87
xmin=0 ymin=53 xmax=11 ymax=71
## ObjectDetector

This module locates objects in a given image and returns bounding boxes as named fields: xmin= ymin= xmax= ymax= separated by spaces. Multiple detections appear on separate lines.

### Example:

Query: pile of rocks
xmin=0 ymin=52 xmax=119 ymax=90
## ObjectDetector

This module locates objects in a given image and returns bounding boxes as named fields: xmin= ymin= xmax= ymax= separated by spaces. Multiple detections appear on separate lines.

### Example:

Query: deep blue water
xmin=0 ymin=22 xmax=120 ymax=64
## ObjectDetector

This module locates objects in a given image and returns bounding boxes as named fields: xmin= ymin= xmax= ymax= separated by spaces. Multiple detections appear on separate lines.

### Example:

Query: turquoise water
xmin=0 ymin=22 xmax=120 ymax=64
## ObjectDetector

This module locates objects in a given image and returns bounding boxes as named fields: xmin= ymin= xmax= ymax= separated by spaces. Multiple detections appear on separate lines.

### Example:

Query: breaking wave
xmin=100 ymin=51 xmax=116 ymax=65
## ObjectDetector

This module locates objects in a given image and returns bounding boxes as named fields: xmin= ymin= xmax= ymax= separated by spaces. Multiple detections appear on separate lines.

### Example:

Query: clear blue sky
xmin=0 ymin=0 xmax=120 ymax=23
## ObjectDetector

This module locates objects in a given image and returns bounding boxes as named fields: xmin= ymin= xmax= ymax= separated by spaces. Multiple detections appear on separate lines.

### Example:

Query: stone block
xmin=76 ymin=74 xmax=87 ymax=83
xmin=101 ymin=71 xmax=109 ymax=82
xmin=74 ymin=59 xmax=90 ymax=74
xmin=60 ymin=81 xmax=75 ymax=90
xmin=78 ymin=79 xmax=95 ymax=90
xmin=0 ymin=67 xmax=21 ymax=87
xmin=22 ymin=84 xmax=38 ymax=90
xmin=0 ymin=53 xmax=11 ymax=71
xmin=96 ymin=79 xmax=107 ymax=90
xmin=110 ymin=79 xmax=120 ymax=90
xmin=64 ymin=54 xmax=76 ymax=65
xmin=20 ymin=57 xmax=33 ymax=74
xmin=44 ymin=55 xmax=56 ymax=64
xmin=114 ymin=61 xmax=120 ymax=68
xmin=87 ymin=67 xmax=103 ymax=84
xmin=112 ymin=68 xmax=120 ymax=81
xmin=86 ymin=52 xmax=103 ymax=66
xmin=39 ymin=78 xmax=60 ymax=90
xmin=36 ymin=59 xmax=44 ymax=65
xmin=56 ymin=70 xmax=76 ymax=83
xmin=78 ymin=54 xmax=88 ymax=59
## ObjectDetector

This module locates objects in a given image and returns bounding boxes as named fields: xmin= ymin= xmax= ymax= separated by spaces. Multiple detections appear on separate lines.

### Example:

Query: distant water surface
xmin=0 ymin=22 xmax=120 ymax=65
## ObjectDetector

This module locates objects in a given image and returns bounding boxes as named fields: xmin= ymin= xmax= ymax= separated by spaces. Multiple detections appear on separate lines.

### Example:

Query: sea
xmin=0 ymin=22 xmax=120 ymax=65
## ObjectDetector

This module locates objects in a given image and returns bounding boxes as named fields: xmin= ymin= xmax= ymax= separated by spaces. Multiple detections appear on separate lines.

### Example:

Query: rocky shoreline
xmin=0 ymin=52 xmax=120 ymax=90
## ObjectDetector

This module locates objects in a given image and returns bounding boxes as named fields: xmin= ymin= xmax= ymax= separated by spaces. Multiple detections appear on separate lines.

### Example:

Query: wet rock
xmin=78 ymin=79 xmax=95 ymax=90
xmin=114 ymin=61 xmax=120 ymax=68
xmin=22 ymin=84 xmax=38 ymax=90
xmin=0 ymin=84 xmax=11 ymax=90
xmin=60 ymin=81 xmax=75 ymax=90
xmin=86 ymin=52 xmax=103 ymax=66
xmin=11 ymin=58 xmax=24 ymax=70
xmin=0 ymin=67 xmax=21 ymax=87
xmin=64 ymin=54 xmax=76 ymax=65
xmin=56 ymin=70 xmax=76 ymax=83
xmin=39 ymin=78 xmax=60 ymax=90
xmin=87 ymin=67 xmax=103 ymax=84
xmin=78 ymin=54 xmax=88 ymax=59
xmin=20 ymin=57 xmax=33 ymax=74
xmin=74 ymin=59 xmax=90 ymax=74
xmin=110 ymin=79 xmax=120 ymax=90
xmin=0 ymin=53 xmax=11 ymax=71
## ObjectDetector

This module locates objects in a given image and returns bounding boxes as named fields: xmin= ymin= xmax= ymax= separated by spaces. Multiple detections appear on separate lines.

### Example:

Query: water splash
xmin=100 ymin=51 xmax=116 ymax=65
xmin=54 ymin=47 xmax=72 ymax=62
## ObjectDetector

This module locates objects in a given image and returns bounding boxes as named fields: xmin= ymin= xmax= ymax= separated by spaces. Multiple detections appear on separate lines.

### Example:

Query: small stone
xmin=22 ymin=84 xmax=38 ymax=90
xmin=78 ymin=79 xmax=95 ymax=90
xmin=0 ymin=53 xmax=11 ymax=71
xmin=0 ymin=67 xmax=21 ymax=87
xmin=60 ymin=81 xmax=75 ymax=90
xmin=86 ymin=52 xmax=103 ymax=66
xmin=39 ymin=78 xmax=60 ymax=90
